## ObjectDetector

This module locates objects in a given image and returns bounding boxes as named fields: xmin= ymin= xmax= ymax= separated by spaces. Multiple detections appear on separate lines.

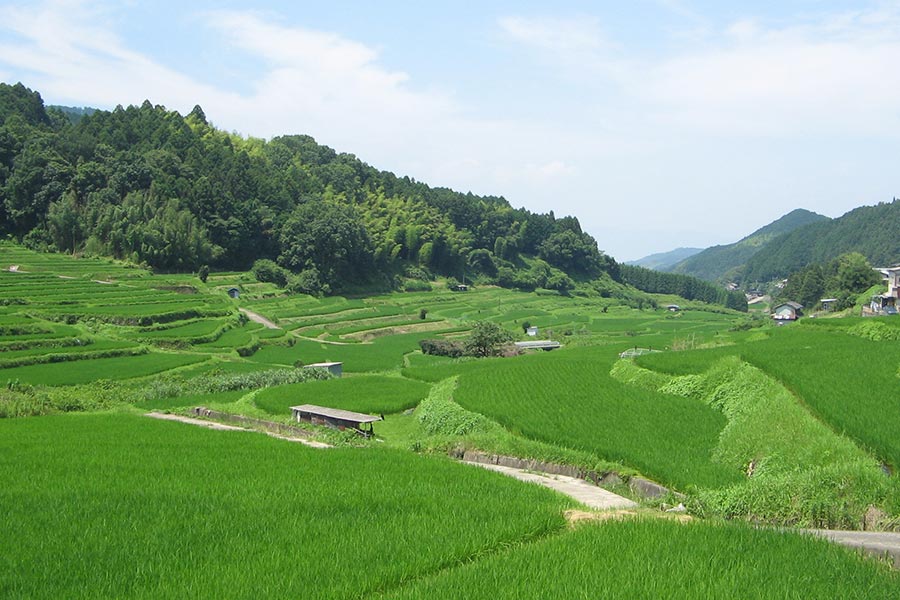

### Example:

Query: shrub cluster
xmin=419 ymin=338 xmax=466 ymax=358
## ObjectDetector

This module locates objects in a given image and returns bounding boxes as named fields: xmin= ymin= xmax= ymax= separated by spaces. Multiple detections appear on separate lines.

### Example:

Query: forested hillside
xmin=0 ymin=83 xmax=613 ymax=293
xmin=669 ymin=209 xmax=829 ymax=282
xmin=619 ymin=265 xmax=748 ymax=311
xmin=742 ymin=201 xmax=900 ymax=282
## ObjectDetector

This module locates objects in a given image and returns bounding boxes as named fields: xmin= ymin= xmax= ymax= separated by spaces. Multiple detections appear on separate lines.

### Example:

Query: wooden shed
xmin=227 ymin=287 xmax=240 ymax=299
xmin=303 ymin=361 xmax=343 ymax=377
xmin=290 ymin=404 xmax=382 ymax=436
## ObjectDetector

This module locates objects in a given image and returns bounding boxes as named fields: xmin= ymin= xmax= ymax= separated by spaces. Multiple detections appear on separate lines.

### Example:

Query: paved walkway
xmin=805 ymin=529 xmax=900 ymax=568
xmin=145 ymin=412 xmax=331 ymax=448
xmin=465 ymin=461 xmax=637 ymax=510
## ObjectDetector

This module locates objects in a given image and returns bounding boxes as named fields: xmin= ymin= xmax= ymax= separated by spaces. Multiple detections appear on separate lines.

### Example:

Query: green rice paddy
xmin=0 ymin=414 xmax=571 ymax=599
xmin=255 ymin=375 xmax=431 ymax=416
xmin=2 ymin=242 xmax=899 ymax=597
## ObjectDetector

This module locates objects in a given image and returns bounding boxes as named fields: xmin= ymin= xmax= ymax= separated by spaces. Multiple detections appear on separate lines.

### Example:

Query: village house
xmin=866 ymin=266 xmax=900 ymax=316
xmin=877 ymin=265 xmax=900 ymax=298
xmin=772 ymin=301 xmax=803 ymax=322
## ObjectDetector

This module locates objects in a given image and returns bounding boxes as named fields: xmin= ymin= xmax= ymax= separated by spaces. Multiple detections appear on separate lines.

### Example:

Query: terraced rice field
xmin=637 ymin=325 xmax=900 ymax=470
xmin=255 ymin=375 xmax=431 ymax=416
xmin=387 ymin=519 xmax=899 ymax=599
xmin=2 ymin=243 xmax=899 ymax=597
xmin=0 ymin=414 xmax=571 ymax=599
xmin=409 ymin=346 xmax=740 ymax=491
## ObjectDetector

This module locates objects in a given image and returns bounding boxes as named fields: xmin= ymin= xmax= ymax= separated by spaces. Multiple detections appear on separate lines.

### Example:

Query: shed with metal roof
xmin=290 ymin=404 xmax=382 ymax=436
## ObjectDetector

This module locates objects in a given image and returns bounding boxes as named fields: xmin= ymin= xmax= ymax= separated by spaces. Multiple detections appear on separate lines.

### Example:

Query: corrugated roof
xmin=304 ymin=362 xmax=342 ymax=367
xmin=514 ymin=340 xmax=562 ymax=348
xmin=290 ymin=404 xmax=382 ymax=423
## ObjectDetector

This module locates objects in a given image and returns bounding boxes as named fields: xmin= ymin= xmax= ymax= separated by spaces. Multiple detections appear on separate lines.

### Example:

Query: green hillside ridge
xmin=0 ymin=82 xmax=612 ymax=294
xmin=669 ymin=208 xmax=829 ymax=282
xmin=742 ymin=200 xmax=900 ymax=282
xmin=0 ymin=82 xmax=746 ymax=311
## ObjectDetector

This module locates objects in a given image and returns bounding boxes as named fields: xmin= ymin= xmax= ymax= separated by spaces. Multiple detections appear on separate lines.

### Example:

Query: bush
xmin=403 ymin=265 xmax=432 ymax=281
xmin=419 ymin=338 xmax=466 ymax=358
xmin=287 ymin=267 xmax=330 ymax=297
xmin=403 ymin=279 xmax=432 ymax=292
xmin=252 ymin=259 xmax=289 ymax=287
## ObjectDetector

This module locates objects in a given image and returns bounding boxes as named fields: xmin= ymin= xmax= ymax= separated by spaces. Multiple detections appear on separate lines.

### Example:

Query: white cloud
xmin=499 ymin=15 xmax=609 ymax=55
xmin=201 ymin=10 xmax=458 ymax=140
xmin=501 ymin=7 xmax=900 ymax=137
xmin=0 ymin=0 xmax=238 ymax=110
xmin=534 ymin=160 xmax=576 ymax=180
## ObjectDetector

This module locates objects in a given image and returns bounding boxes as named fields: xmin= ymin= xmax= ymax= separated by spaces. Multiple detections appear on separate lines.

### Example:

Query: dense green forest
xmin=0 ymin=82 xmax=746 ymax=310
xmin=742 ymin=201 xmax=900 ymax=283
xmin=0 ymin=83 xmax=616 ymax=292
xmin=669 ymin=209 xmax=828 ymax=282
xmin=619 ymin=265 xmax=748 ymax=311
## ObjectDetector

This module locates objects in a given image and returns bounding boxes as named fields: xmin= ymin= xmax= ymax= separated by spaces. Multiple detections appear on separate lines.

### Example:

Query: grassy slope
xmin=637 ymin=326 xmax=900 ymax=470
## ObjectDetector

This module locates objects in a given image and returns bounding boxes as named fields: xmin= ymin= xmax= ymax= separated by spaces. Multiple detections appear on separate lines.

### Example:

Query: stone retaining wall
xmin=453 ymin=448 xmax=680 ymax=500
xmin=193 ymin=407 xmax=316 ymax=439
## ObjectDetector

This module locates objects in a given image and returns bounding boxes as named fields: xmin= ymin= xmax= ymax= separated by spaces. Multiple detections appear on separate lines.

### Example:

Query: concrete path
xmin=239 ymin=308 xmax=280 ymax=330
xmin=805 ymin=529 xmax=900 ymax=569
xmin=466 ymin=461 xmax=637 ymax=510
xmin=145 ymin=412 xmax=331 ymax=448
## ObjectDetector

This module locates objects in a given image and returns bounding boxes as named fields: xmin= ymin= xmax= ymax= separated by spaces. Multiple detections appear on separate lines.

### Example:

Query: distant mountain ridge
xmin=668 ymin=209 xmax=830 ymax=282
xmin=626 ymin=247 xmax=702 ymax=270
xmin=742 ymin=200 xmax=900 ymax=282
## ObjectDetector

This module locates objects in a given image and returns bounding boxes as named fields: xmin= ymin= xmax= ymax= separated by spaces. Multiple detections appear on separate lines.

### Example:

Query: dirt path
xmin=239 ymin=308 xmax=280 ymax=330
xmin=145 ymin=412 xmax=331 ymax=448
xmin=805 ymin=529 xmax=900 ymax=569
xmin=292 ymin=333 xmax=362 ymax=345
xmin=465 ymin=461 xmax=637 ymax=510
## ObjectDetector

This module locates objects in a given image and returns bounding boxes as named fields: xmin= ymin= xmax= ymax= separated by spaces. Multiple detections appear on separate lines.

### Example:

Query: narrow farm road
xmin=465 ymin=461 xmax=638 ymax=510
xmin=239 ymin=308 xmax=280 ymax=329
xmin=145 ymin=412 xmax=332 ymax=448
xmin=805 ymin=529 xmax=900 ymax=569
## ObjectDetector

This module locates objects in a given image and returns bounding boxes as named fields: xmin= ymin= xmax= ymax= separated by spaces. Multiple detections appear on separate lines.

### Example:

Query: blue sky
xmin=1 ymin=1 xmax=898 ymax=261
